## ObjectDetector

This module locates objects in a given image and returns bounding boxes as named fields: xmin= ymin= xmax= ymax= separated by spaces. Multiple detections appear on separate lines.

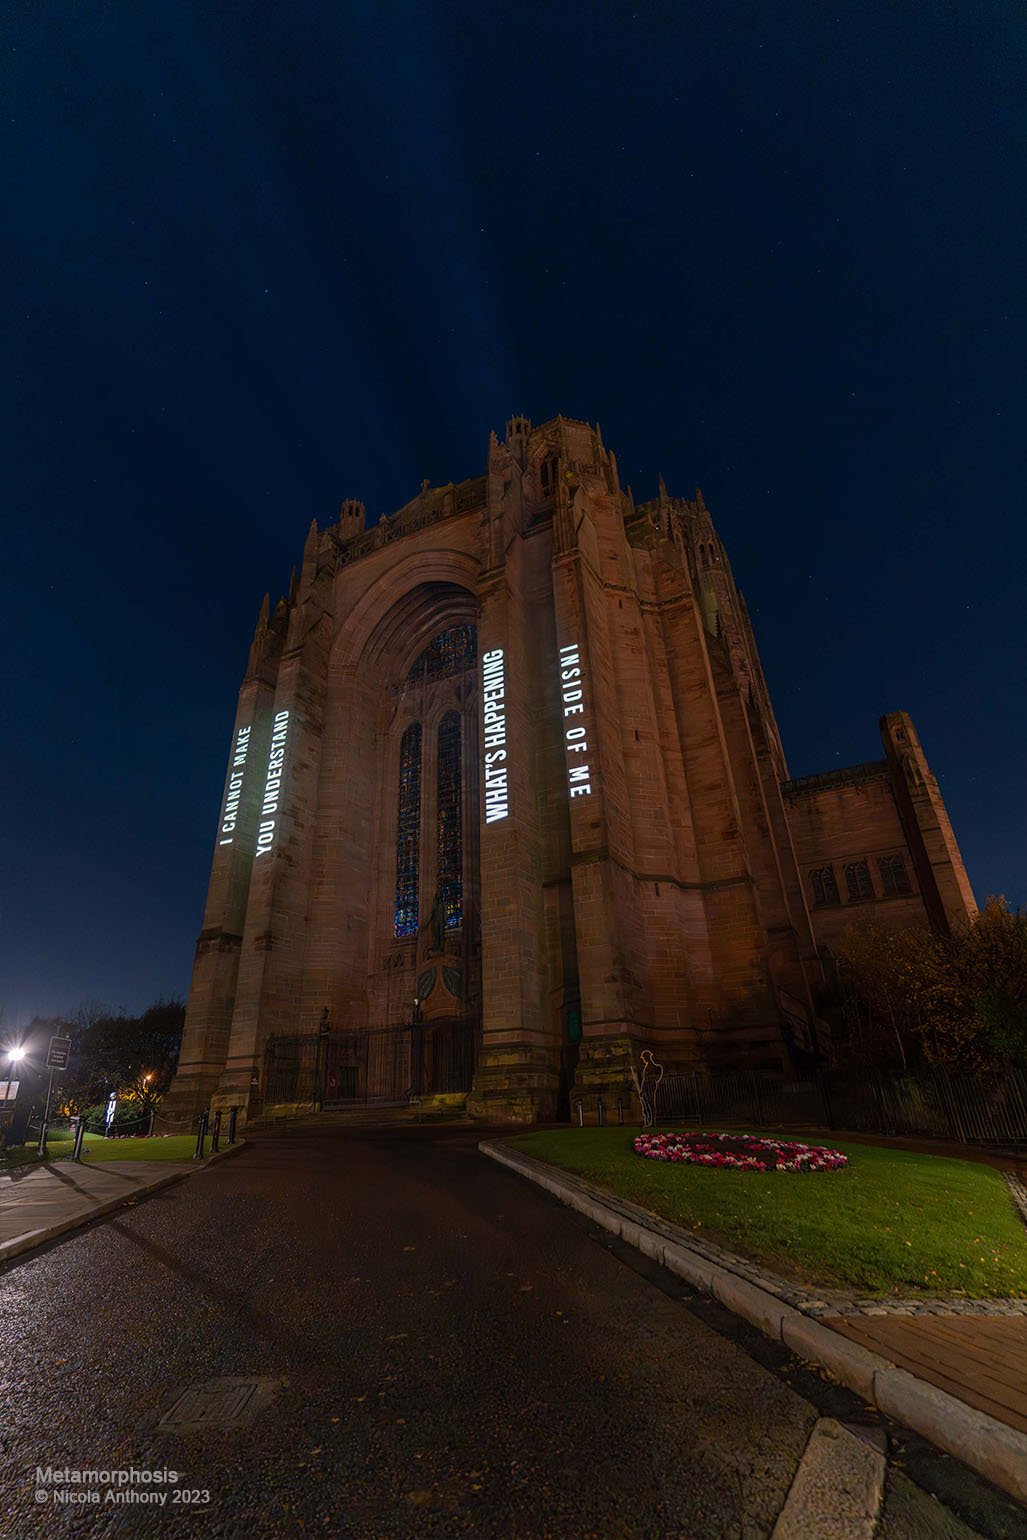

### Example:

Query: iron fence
xmin=263 ymin=1019 xmax=478 ymax=1109
xmin=653 ymin=1065 xmax=1027 ymax=1148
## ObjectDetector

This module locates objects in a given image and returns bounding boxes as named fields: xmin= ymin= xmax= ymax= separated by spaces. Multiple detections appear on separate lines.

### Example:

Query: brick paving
xmin=827 ymin=1314 xmax=1027 ymax=1436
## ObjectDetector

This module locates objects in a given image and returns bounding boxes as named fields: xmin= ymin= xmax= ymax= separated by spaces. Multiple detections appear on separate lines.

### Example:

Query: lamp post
xmin=410 ymin=998 xmax=424 ymax=1098
xmin=314 ymin=1007 xmax=330 ymax=1111
xmin=39 ymin=1058 xmax=57 ymax=1157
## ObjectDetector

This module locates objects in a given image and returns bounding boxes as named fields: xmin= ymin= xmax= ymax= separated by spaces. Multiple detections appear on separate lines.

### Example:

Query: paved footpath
xmin=0 ymin=1126 xmax=1023 ymax=1539
xmin=0 ymin=1159 xmax=198 ymax=1262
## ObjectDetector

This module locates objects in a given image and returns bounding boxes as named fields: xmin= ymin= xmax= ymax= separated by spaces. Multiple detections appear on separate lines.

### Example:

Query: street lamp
xmin=1 ymin=1046 xmax=24 ymax=1110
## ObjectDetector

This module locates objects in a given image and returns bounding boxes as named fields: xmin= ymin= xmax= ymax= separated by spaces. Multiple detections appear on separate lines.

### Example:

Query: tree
xmin=120 ymin=998 xmax=184 ymax=1113
xmin=832 ymin=899 xmax=1027 ymax=1073
xmin=952 ymin=898 xmax=1027 ymax=1070
xmin=831 ymin=920 xmax=924 ymax=1070
xmin=82 ymin=999 xmax=184 ymax=1112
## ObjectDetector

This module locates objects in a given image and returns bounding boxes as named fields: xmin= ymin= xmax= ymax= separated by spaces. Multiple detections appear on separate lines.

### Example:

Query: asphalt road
xmin=1 ymin=1124 xmax=1022 ymax=1539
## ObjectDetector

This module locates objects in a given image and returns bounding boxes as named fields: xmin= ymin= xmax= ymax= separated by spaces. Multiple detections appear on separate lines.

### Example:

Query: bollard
xmin=211 ymin=1109 xmax=222 ymax=1154
xmin=616 ymin=1095 xmax=624 ymax=1126
xmin=37 ymin=1119 xmax=49 ymax=1158
xmin=575 ymin=1099 xmax=584 ymax=1127
xmin=72 ymin=1115 xmax=87 ymax=1162
xmin=597 ymin=1096 xmax=606 ymax=1127
xmin=193 ymin=1110 xmax=209 ymax=1160
xmin=227 ymin=1106 xmax=239 ymax=1145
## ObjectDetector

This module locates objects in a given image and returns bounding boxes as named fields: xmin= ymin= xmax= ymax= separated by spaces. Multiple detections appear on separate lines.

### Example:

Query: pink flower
xmin=632 ymin=1130 xmax=848 ymax=1173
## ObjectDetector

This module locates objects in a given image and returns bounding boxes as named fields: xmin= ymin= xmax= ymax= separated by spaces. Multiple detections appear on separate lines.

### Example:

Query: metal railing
xmin=651 ymin=1065 xmax=1027 ymax=1147
xmin=263 ymin=1019 xmax=478 ymax=1109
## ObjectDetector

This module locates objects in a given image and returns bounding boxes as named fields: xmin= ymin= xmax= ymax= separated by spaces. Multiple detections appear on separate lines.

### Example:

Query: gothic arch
xmin=328 ymin=550 xmax=480 ymax=675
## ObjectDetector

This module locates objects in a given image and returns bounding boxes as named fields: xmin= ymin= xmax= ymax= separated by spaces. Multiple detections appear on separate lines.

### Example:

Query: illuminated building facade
xmin=164 ymin=416 xmax=976 ymax=1127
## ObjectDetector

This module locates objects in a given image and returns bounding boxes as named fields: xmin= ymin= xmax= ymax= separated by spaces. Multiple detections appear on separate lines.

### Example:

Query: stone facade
xmin=163 ymin=415 xmax=977 ymax=1128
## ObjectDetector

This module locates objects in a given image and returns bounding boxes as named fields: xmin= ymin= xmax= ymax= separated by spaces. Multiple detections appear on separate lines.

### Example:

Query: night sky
xmin=5 ymin=2 xmax=1025 ymax=1027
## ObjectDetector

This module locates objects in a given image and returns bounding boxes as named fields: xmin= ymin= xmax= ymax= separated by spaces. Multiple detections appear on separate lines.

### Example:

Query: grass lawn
xmin=3 ymin=1134 xmax=215 ymax=1165
xmin=508 ymin=1128 xmax=1027 ymax=1299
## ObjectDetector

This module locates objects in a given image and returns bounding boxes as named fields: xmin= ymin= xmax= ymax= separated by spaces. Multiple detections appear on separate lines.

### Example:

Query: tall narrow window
xmin=437 ymin=711 xmax=462 ymax=929
xmin=878 ymin=853 xmax=911 ymax=895
xmin=394 ymin=723 xmax=422 ymax=938
xmin=844 ymin=859 xmax=874 ymax=902
xmin=810 ymin=866 xmax=840 ymax=907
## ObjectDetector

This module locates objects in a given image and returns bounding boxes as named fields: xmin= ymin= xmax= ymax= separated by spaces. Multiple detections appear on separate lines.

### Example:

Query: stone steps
xmin=249 ymin=1097 xmax=469 ymax=1132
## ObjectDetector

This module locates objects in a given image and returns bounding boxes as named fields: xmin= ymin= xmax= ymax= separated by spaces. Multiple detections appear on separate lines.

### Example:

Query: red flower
xmin=632 ymin=1131 xmax=848 ymax=1173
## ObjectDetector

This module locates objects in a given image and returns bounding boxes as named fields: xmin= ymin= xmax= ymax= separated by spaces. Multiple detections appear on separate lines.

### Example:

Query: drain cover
xmin=155 ymin=1377 xmax=280 ymax=1432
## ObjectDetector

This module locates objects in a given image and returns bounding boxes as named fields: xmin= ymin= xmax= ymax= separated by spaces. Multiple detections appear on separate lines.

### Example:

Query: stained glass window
xmin=394 ymin=723 xmax=422 ymax=938
xmin=437 ymin=711 xmax=462 ymax=929
xmin=407 ymin=623 xmax=477 ymax=684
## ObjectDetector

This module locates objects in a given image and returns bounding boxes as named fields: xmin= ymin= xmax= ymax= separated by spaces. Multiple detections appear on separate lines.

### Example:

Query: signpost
xmin=46 ymin=1036 xmax=72 ymax=1071
xmin=38 ymin=1035 xmax=73 ymax=1156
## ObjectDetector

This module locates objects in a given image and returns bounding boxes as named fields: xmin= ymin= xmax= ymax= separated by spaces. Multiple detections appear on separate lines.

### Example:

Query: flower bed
xmin=633 ymin=1131 xmax=848 ymax=1172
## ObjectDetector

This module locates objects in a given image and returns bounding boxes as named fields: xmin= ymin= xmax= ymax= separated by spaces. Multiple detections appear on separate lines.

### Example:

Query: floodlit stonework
xmin=163 ymin=416 xmax=976 ymax=1128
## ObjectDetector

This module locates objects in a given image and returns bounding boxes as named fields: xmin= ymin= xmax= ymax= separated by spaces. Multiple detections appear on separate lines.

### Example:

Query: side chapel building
xmin=164 ymin=416 xmax=976 ymax=1127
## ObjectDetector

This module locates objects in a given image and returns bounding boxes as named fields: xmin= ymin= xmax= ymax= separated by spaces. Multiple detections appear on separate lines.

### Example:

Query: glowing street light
xmin=1 ymin=1046 xmax=25 ymax=1120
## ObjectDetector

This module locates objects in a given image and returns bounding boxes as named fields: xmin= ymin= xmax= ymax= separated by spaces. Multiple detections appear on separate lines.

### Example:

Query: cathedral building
xmin=163 ymin=416 xmax=976 ymax=1128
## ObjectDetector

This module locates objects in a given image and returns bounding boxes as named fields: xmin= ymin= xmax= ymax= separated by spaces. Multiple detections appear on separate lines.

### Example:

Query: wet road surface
xmin=1 ymin=1125 xmax=1022 ymax=1538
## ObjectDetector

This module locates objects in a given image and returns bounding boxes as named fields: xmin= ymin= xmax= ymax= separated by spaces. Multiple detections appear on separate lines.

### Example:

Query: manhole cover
xmin=155 ymin=1377 xmax=280 ymax=1432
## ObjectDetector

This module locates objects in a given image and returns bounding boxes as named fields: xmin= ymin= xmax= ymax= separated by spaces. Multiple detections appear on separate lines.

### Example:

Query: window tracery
xmin=394 ymin=723 xmax=422 ymax=938
xmin=437 ymin=711 xmax=462 ymax=930
xmin=407 ymin=624 xmax=477 ymax=685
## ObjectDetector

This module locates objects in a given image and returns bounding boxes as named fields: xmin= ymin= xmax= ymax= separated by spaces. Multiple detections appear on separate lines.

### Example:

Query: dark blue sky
xmin=4 ymin=1 xmax=1025 ymax=1026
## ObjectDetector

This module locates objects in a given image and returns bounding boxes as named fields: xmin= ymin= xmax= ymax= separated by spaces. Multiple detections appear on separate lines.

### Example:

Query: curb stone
xmin=0 ymin=1139 xmax=247 ymax=1267
xmin=1005 ymin=1174 xmax=1027 ymax=1229
xmin=479 ymin=1139 xmax=1027 ymax=1506
xmin=771 ymin=1417 xmax=886 ymax=1539
xmin=780 ymin=1314 xmax=882 ymax=1404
